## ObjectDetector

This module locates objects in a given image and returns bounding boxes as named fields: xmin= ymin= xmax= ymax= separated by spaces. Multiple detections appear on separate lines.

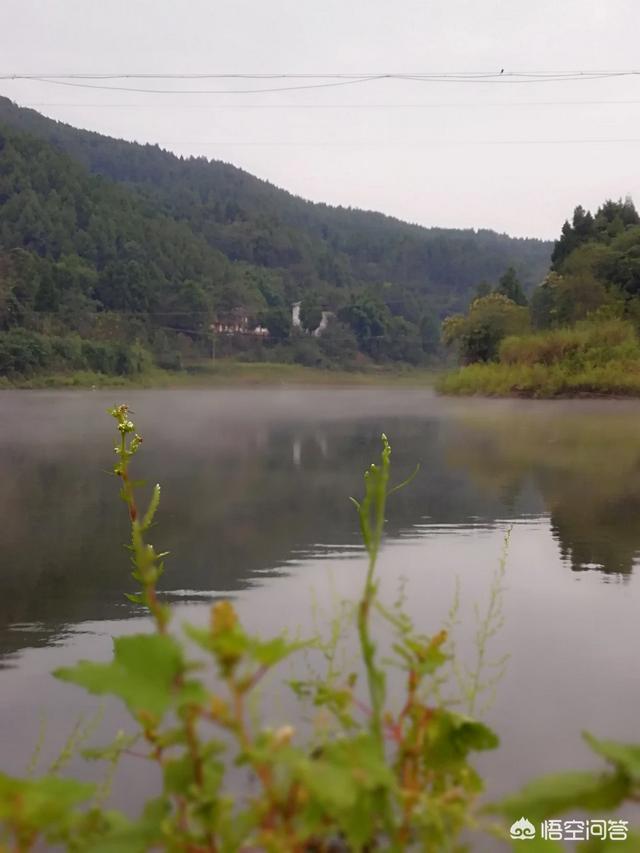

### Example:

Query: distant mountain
xmin=0 ymin=96 xmax=552 ymax=374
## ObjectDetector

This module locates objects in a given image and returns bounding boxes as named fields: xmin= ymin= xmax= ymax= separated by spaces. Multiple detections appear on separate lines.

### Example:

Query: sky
xmin=1 ymin=0 xmax=639 ymax=240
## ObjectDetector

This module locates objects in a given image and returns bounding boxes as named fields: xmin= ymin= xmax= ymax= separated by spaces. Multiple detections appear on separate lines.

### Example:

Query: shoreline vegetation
xmin=437 ymin=320 xmax=640 ymax=398
xmin=438 ymin=198 xmax=640 ymax=399
xmin=0 ymin=360 xmax=441 ymax=390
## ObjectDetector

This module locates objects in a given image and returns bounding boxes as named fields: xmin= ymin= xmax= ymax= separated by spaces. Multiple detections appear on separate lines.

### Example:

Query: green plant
xmin=437 ymin=318 xmax=640 ymax=398
xmin=0 ymin=406 xmax=636 ymax=851
xmin=0 ymin=406 xmax=506 ymax=851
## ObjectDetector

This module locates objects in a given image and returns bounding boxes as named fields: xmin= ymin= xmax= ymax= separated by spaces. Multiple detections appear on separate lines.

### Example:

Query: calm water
xmin=1 ymin=388 xmax=640 ymax=821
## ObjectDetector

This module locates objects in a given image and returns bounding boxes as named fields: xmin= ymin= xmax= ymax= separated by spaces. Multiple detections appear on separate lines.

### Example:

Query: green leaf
xmin=163 ymin=755 xmax=195 ymax=795
xmin=303 ymin=758 xmax=359 ymax=810
xmin=289 ymin=680 xmax=356 ymax=728
xmin=495 ymin=771 xmax=629 ymax=823
xmin=0 ymin=773 xmax=94 ymax=829
xmin=426 ymin=711 xmax=499 ymax=768
xmin=55 ymin=634 xmax=185 ymax=719
xmin=185 ymin=623 xmax=247 ymax=664
xmin=264 ymin=734 xmax=394 ymax=847
xmin=141 ymin=483 xmax=161 ymax=530
xmin=185 ymin=622 xmax=307 ymax=680
xmin=84 ymin=806 xmax=167 ymax=853
xmin=247 ymin=635 xmax=309 ymax=667
xmin=584 ymin=731 xmax=640 ymax=782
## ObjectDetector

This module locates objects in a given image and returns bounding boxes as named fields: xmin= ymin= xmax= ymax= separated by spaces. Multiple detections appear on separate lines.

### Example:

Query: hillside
xmin=0 ymin=97 xmax=553 ymax=377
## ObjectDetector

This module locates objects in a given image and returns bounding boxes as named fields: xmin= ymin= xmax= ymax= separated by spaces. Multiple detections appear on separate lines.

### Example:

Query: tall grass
xmin=499 ymin=320 xmax=639 ymax=368
xmin=438 ymin=319 xmax=640 ymax=397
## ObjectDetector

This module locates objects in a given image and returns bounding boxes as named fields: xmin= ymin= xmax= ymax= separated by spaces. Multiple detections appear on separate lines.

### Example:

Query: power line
xmin=3 ymin=70 xmax=639 ymax=79
xmin=9 ymin=76 xmax=389 ymax=95
xmin=1 ymin=69 xmax=639 ymax=94
xmin=20 ymin=99 xmax=640 ymax=109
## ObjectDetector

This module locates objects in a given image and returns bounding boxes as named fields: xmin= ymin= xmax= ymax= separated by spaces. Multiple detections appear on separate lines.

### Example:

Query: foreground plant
xmin=0 ymin=405 xmax=637 ymax=851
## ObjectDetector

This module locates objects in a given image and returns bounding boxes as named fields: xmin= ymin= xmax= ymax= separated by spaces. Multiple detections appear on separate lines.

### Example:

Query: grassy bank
xmin=1 ymin=361 xmax=440 ymax=390
xmin=437 ymin=319 xmax=640 ymax=397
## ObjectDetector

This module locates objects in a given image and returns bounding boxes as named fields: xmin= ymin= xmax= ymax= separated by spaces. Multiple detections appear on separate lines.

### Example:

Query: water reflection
xmin=444 ymin=407 xmax=640 ymax=575
xmin=2 ymin=390 xmax=640 ymax=667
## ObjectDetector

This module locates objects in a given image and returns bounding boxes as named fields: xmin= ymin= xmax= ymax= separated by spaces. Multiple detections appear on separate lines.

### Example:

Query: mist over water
xmin=2 ymin=387 xmax=640 ymax=808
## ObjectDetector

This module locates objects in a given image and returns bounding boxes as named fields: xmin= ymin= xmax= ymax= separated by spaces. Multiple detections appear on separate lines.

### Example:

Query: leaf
xmin=185 ymin=622 xmax=307 ymax=680
xmin=495 ymin=771 xmax=629 ymax=823
xmin=248 ymin=635 xmax=309 ymax=667
xmin=55 ymin=633 xmax=185 ymax=719
xmin=426 ymin=711 xmax=499 ymax=768
xmin=84 ymin=809 xmax=166 ymax=853
xmin=163 ymin=755 xmax=195 ymax=795
xmin=141 ymin=483 xmax=161 ymax=530
xmin=387 ymin=461 xmax=421 ymax=497
xmin=273 ymin=734 xmax=395 ymax=847
xmin=0 ymin=773 xmax=94 ymax=829
xmin=451 ymin=715 xmax=499 ymax=752
xmin=184 ymin=623 xmax=248 ymax=675
xmin=403 ymin=631 xmax=449 ymax=675
xmin=583 ymin=731 xmax=640 ymax=782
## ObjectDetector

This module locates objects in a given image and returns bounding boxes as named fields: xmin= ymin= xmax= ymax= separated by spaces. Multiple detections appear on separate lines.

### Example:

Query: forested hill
xmin=0 ymin=96 xmax=552 ymax=377
xmin=0 ymin=98 xmax=551 ymax=306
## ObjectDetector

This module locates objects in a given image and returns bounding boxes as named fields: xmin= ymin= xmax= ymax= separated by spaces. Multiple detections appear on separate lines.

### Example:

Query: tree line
xmin=443 ymin=197 xmax=640 ymax=365
xmin=0 ymin=97 xmax=553 ymax=377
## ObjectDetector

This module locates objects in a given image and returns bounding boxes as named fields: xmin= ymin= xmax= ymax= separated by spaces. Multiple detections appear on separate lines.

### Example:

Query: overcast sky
xmin=1 ymin=0 xmax=639 ymax=239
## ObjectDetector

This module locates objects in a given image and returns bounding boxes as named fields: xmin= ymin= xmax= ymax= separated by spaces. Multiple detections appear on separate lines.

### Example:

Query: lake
xmin=1 ymin=387 xmax=640 ymax=824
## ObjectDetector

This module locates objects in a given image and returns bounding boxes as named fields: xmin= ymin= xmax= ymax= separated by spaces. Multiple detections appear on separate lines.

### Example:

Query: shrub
xmin=499 ymin=319 xmax=639 ymax=367
xmin=290 ymin=335 xmax=327 ymax=368
xmin=318 ymin=320 xmax=359 ymax=367
xmin=442 ymin=294 xmax=530 ymax=364
xmin=50 ymin=335 xmax=85 ymax=370
xmin=0 ymin=329 xmax=150 ymax=379
xmin=439 ymin=320 xmax=640 ymax=398
xmin=0 ymin=328 xmax=52 ymax=375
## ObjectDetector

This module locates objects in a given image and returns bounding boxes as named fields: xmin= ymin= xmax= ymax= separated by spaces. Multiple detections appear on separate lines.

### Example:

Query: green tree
xmin=496 ymin=266 xmax=527 ymax=306
xmin=474 ymin=281 xmax=492 ymax=299
xmin=385 ymin=316 xmax=423 ymax=364
xmin=318 ymin=319 xmax=359 ymax=365
xmin=442 ymin=293 xmax=529 ymax=363
xmin=299 ymin=296 xmax=323 ymax=333
xmin=263 ymin=306 xmax=291 ymax=343
xmin=419 ymin=312 xmax=440 ymax=357
xmin=338 ymin=295 xmax=390 ymax=359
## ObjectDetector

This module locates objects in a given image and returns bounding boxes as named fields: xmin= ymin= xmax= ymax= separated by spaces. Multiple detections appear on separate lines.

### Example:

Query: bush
xmin=499 ymin=319 xmax=638 ymax=367
xmin=442 ymin=293 xmax=530 ymax=364
xmin=50 ymin=335 xmax=85 ymax=370
xmin=290 ymin=335 xmax=328 ymax=368
xmin=318 ymin=320 xmax=359 ymax=367
xmin=0 ymin=328 xmax=52 ymax=375
xmin=439 ymin=319 xmax=640 ymax=397
xmin=0 ymin=329 xmax=150 ymax=378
